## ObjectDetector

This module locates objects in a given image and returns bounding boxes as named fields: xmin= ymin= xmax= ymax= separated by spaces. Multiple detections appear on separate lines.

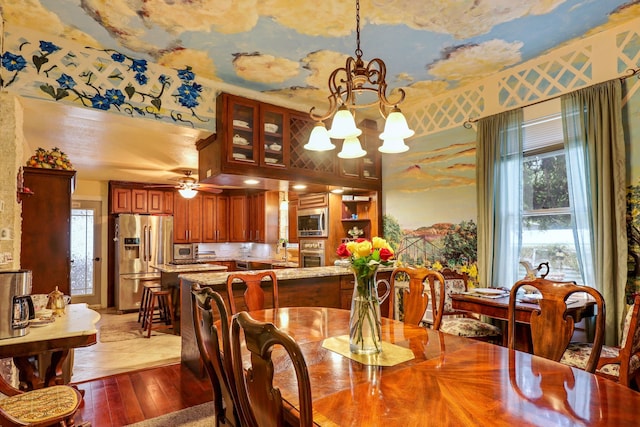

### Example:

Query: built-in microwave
xmin=297 ymin=207 xmax=328 ymax=237
xmin=173 ymin=243 xmax=198 ymax=261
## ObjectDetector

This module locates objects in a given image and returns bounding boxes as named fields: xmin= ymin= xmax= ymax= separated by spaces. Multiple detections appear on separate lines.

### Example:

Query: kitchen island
xmin=179 ymin=265 xmax=392 ymax=373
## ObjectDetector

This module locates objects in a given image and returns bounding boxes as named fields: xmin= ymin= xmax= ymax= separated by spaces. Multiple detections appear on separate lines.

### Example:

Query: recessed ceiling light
xmin=331 ymin=188 xmax=344 ymax=194
xmin=244 ymin=179 xmax=259 ymax=185
xmin=292 ymin=184 xmax=307 ymax=190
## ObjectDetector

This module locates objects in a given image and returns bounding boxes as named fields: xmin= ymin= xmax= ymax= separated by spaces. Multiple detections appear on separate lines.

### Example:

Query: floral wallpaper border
xmin=0 ymin=27 xmax=217 ymax=131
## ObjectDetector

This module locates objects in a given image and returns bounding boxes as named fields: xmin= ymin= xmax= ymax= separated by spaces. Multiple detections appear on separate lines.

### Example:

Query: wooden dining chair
xmin=191 ymin=284 xmax=241 ymax=427
xmin=507 ymin=278 xmax=606 ymax=373
xmin=0 ymin=380 xmax=84 ymax=427
xmin=436 ymin=268 xmax=502 ymax=343
xmin=561 ymin=295 xmax=640 ymax=388
xmin=225 ymin=271 xmax=279 ymax=314
xmin=230 ymin=311 xmax=313 ymax=427
xmin=388 ymin=267 xmax=445 ymax=329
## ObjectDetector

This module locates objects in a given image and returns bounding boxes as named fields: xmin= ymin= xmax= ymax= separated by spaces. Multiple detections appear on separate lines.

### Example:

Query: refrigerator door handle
xmin=146 ymin=225 xmax=152 ymax=262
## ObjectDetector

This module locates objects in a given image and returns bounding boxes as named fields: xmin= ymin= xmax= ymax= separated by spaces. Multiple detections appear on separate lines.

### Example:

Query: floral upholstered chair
xmin=561 ymin=295 xmax=640 ymax=388
xmin=435 ymin=268 xmax=502 ymax=342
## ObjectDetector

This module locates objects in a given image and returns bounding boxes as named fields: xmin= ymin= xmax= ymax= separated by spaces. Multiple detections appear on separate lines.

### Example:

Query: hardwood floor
xmin=72 ymin=363 xmax=212 ymax=426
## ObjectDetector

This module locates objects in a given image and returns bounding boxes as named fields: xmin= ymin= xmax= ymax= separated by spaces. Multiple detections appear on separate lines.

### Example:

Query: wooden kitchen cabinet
xmin=229 ymin=194 xmax=248 ymax=242
xmin=247 ymin=191 xmax=279 ymax=243
xmin=111 ymin=187 xmax=131 ymax=213
xmin=131 ymin=189 xmax=148 ymax=213
xmin=173 ymin=194 xmax=203 ymax=243
xmin=21 ymin=167 xmax=76 ymax=295
xmin=202 ymin=194 xmax=229 ymax=242
xmin=109 ymin=183 xmax=174 ymax=215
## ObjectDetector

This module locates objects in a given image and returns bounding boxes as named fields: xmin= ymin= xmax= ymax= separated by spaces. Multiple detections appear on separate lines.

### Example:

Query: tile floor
xmin=70 ymin=308 xmax=181 ymax=384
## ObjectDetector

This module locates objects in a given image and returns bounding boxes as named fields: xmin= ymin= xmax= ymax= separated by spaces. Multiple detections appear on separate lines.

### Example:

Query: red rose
xmin=379 ymin=248 xmax=393 ymax=261
xmin=356 ymin=238 xmax=367 ymax=243
xmin=336 ymin=243 xmax=351 ymax=258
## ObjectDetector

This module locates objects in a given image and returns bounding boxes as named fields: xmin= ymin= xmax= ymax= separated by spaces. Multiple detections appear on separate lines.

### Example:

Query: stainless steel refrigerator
xmin=115 ymin=214 xmax=173 ymax=312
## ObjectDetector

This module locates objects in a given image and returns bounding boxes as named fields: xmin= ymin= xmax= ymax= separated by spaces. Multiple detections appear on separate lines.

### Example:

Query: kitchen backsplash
xmin=198 ymin=242 xmax=298 ymax=261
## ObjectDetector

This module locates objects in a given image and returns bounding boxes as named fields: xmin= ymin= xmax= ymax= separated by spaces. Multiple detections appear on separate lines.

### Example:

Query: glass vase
xmin=349 ymin=266 xmax=385 ymax=354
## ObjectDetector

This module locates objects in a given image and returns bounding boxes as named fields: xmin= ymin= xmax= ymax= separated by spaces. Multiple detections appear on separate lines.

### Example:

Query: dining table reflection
xmin=244 ymin=307 xmax=640 ymax=426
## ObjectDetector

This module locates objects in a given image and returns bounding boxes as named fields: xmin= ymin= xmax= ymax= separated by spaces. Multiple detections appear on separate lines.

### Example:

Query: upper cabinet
xmin=198 ymin=93 xmax=382 ymax=192
xmin=339 ymin=119 xmax=381 ymax=181
xmin=222 ymin=94 xmax=289 ymax=168
xmin=173 ymin=193 xmax=203 ymax=243
xmin=201 ymin=194 xmax=229 ymax=243
xmin=109 ymin=182 xmax=174 ymax=215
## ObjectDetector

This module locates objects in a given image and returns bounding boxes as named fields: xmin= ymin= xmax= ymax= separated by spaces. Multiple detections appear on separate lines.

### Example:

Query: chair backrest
xmin=230 ymin=311 xmax=313 ymax=427
xmin=226 ymin=271 xmax=279 ymax=314
xmin=191 ymin=284 xmax=240 ymax=427
xmin=439 ymin=268 xmax=469 ymax=315
xmin=507 ymin=278 xmax=606 ymax=373
xmin=617 ymin=295 xmax=640 ymax=385
xmin=388 ymin=267 xmax=445 ymax=329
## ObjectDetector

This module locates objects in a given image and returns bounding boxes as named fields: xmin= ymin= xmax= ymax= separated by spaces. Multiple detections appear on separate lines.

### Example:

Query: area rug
xmin=125 ymin=402 xmax=215 ymax=426
xmin=99 ymin=320 xmax=145 ymax=342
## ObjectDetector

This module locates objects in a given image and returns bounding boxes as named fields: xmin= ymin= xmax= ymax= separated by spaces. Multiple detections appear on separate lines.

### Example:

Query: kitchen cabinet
xmin=202 ymin=194 xmax=229 ymax=242
xmin=21 ymin=167 xmax=76 ymax=295
xmin=339 ymin=119 xmax=381 ymax=181
xmin=229 ymin=194 xmax=248 ymax=242
xmin=173 ymin=194 xmax=203 ymax=243
xmin=247 ymin=191 xmax=279 ymax=243
xmin=109 ymin=183 xmax=174 ymax=215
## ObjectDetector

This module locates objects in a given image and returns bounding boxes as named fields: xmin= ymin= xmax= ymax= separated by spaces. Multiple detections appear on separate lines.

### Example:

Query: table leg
xmin=45 ymin=349 xmax=69 ymax=387
xmin=13 ymin=356 xmax=43 ymax=391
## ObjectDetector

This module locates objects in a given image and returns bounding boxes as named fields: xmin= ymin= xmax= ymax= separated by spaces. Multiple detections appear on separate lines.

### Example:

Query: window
xmin=520 ymin=112 xmax=582 ymax=283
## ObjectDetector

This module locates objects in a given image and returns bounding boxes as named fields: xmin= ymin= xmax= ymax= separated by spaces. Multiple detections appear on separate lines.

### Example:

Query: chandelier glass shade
xmin=305 ymin=0 xmax=412 ymax=158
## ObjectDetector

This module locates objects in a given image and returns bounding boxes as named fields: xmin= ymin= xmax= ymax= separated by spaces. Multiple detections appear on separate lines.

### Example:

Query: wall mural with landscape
xmin=382 ymin=124 xmax=479 ymax=283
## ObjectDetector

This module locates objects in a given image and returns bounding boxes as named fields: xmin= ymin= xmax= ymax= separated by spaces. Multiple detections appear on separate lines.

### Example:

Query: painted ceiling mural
xmin=2 ymin=0 xmax=639 ymax=113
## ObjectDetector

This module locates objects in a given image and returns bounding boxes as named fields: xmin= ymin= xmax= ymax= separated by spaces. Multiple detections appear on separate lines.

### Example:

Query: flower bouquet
xmin=337 ymin=237 xmax=394 ymax=354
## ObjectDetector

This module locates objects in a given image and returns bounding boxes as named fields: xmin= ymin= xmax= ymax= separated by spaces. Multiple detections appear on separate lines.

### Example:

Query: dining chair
xmin=507 ymin=278 xmax=606 ymax=373
xmin=388 ymin=267 xmax=445 ymax=329
xmin=561 ymin=294 xmax=640 ymax=388
xmin=191 ymin=284 xmax=241 ymax=427
xmin=436 ymin=268 xmax=502 ymax=342
xmin=0 ymin=380 xmax=84 ymax=427
xmin=225 ymin=271 xmax=279 ymax=314
xmin=230 ymin=311 xmax=313 ymax=427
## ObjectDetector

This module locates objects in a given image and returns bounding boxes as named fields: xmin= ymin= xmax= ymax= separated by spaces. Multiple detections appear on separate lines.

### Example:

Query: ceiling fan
xmin=145 ymin=170 xmax=222 ymax=198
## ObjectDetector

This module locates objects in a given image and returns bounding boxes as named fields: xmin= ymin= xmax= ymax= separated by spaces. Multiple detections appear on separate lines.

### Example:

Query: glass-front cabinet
xmin=229 ymin=97 xmax=259 ymax=164
xmin=261 ymin=106 xmax=287 ymax=168
xmin=339 ymin=118 xmax=380 ymax=181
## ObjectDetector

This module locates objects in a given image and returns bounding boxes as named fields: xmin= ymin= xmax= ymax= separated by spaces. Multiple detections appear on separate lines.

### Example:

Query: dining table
xmin=0 ymin=303 xmax=100 ymax=391
xmin=450 ymin=290 xmax=596 ymax=350
xmin=243 ymin=306 xmax=639 ymax=426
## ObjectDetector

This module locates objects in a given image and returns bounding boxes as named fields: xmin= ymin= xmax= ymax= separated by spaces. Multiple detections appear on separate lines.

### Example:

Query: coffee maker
xmin=0 ymin=270 xmax=34 ymax=339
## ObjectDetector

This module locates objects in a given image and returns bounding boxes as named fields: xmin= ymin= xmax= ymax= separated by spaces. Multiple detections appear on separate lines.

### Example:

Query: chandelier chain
xmin=355 ymin=0 xmax=362 ymax=58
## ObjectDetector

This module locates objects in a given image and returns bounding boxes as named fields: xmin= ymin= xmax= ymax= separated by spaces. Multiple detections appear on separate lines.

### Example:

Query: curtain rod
xmin=462 ymin=67 xmax=640 ymax=129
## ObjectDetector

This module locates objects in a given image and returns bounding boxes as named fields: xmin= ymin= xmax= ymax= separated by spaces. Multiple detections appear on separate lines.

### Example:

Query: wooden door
xmin=229 ymin=195 xmax=247 ymax=242
xmin=21 ymin=168 xmax=76 ymax=295
xmin=201 ymin=194 xmax=217 ymax=242
xmin=187 ymin=195 xmax=203 ymax=243
xmin=131 ymin=189 xmax=148 ymax=213
xmin=111 ymin=188 xmax=131 ymax=213
xmin=173 ymin=195 xmax=190 ymax=243
xmin=216 ymin=195 xmax=229 ymax=242
xmin=147 ymin=190 xmax=164 ymax=214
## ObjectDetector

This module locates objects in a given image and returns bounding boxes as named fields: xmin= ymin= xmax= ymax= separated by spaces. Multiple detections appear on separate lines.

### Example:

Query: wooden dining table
xmin=245 ymin=307 xmax=639 ymax=426
xmin=450 ymin=291 xmax=596 ymax=350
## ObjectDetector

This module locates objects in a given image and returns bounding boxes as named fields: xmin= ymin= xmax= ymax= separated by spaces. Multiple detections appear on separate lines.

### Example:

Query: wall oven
xmin=297 ymin=207 xmax=328 ymax=238
xmin=299 ymin=240 xmax=326 ymax=268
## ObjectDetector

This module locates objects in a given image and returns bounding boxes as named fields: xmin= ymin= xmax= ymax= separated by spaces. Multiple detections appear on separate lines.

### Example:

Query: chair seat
xmin=439 ymin=317 xmax=502 ymax=338
xmin=0 ymin=385 xmax=80 ymax=425
xmin=561 ymin=342 xmax=640 ymax=378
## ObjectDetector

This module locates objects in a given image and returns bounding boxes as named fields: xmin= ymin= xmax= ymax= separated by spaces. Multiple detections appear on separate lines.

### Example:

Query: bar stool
xmin=143 ymin=289 xmax=175 ymax=338
xmin=138 ymin=282 xmax=161 ymax=329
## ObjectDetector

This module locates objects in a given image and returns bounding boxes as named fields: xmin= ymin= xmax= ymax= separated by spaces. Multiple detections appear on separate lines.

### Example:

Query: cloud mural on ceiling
xmin=1 ymin=0 xmax=637 ymax=110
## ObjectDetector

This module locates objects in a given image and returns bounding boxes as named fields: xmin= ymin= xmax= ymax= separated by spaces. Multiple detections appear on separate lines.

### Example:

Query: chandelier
xmin=304 ymin=0 xmax=414 ymax=158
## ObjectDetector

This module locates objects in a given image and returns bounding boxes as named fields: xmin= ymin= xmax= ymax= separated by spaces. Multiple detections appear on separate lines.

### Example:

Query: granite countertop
xmin=151 ymin=264 xmax=229 ymax=274
xmin=198 ymin=256 xmax=299 ymax=268
xmin=179 ymin=265 xmax=394 ymax=286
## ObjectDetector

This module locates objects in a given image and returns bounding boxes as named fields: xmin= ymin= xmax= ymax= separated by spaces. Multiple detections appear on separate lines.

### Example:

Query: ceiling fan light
xmin=379 ymin=108 xmax=414 ymax=140
xmin=304 ymin=122 xmax=335 ymax=151
xmin=378 ymin=138 xmax=409 ymax=154
xmin=178 ymin=188 xmax=198 ymax=199
xmin=338 ymin=136 xmax=367 ymax=159
xmin=328 ymin=106 xmax=362 ymax=139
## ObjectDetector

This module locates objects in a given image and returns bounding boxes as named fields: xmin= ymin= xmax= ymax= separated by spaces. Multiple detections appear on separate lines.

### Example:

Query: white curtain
xmin=476 ymin=109 xmax=523 ymax=288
